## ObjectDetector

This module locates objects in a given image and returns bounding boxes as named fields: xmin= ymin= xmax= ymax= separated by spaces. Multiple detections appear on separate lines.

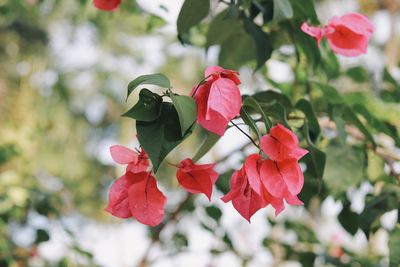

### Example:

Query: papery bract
xmin=260 ymin=124 xmax=308 ymax=161
xmin=93 ymin=0 xmax=121 ymax=11
xmin=128 ymin=174 xmax=166 ymax=227
xmin=301 ymin=13 xmax=374 ymax=57
xmin=221 ymin=169 xmax=267 ymax=222
xmin=110 ymin=145 xmax=149 ymax=173
xmin=260 ymin=159 xmax=304 ymax=198
xmin=176 ymin=158 xmax=218 ymax=200
xmin=105 ymin=171 xmax=148 ymax=219
xmin=191 ymin=66 xmax=242 ymax=136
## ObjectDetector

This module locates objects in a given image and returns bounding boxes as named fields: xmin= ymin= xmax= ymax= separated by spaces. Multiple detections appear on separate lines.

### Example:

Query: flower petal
xmin=259 ymin=159 xmax=286 ymax=198
xmin=128 ymin=175 xmax=166 ymax=227
xmin=93 ymin=0 xmax=121 ymax=11
xmin=244 ymin=153 xmax=263 ymax=196
xmin=110 ymin=145 xmax=138 ymax=164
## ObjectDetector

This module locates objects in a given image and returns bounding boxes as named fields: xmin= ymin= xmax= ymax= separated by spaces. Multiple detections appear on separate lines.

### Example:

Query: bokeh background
xmin=1 ymin=0 xmax=400 ymax=266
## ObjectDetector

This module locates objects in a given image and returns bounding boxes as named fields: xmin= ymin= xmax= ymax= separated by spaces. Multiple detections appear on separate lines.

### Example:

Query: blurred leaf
xmin=302 ymin=146 xmax=325 ymax=179
xmin=289 ymin=0 xmax=318 ymax=23
xmin=177 ymin=0 xmax=210 ymax=43
xmin=346 ymin=67 xmax=369 ymax=82
xmin=296 ymin=99 xmax=320 ymax=142
xmin=285 ymin=221 xmax=319 ymax=243
xmin=324 ymin=142 xmax=365 ymax=197
xmin=243 ymin=18 xmax=273 ymax=70
xmin=137 ymin=103 xmax=187 ymax=172
xmin=192 ymin=130 xmax=221 ymax=162
xmin=122 ymin=89 xmax=163 ymax=121
xmin=0 ymin=144 xmax=18 ymax=166
xmin=389 ymin=224 xmax=400 ymax=266
xmin=360 ymin=187 xmax=398 ymax=236
xmin=205 ymin=206 xmax=222 ymax=222
xmin=338 ymin=200 xmax=360 ymax=235
xmin=272 ymin=0 xmax=293 ymax=22
xmin=170 ymin=93 xmax=197 ymax=136
xmin=219 ymin=31 xmax=256 ymax=69
xmin=35 ymin=229 xmax=50 ymax=244
xmin=216 ymin=170 xmax=234 ymax=194
xmin=173 ymin=232 xmax=189 ymax=248
xmin=127 ymin=74 xmax=170 ymax=99
xmin=206 ymin=8 xmax=241 ymax=48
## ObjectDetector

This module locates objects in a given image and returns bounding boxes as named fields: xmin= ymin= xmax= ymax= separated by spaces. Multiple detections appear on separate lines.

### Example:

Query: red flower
xmin=105 ymin=171 xmax=166 ymax=226
xmin=221 ymin=169 xmax=267 ymax=222
xmin=222 ymin=151 xmax=306 ymax=220
xmin=176 ymin=158 xmax=218 ymax=200
xmin=93 ymin=0 xmax=121 ymax=11
xmin=191 ymin=66 xmax=242 ymax=136
xmin=301 ymin=13 xmax=374 ymax=57
xmin=110 ymin=145 xmax=149 ymax=173
xmin=260 ymin=124 xmax=308 ymax=162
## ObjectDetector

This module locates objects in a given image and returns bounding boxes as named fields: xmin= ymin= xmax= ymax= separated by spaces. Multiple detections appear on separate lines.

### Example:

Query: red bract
xmin=260 ymin=124 xmax=308 ymax=161
xmin=260 ymin=159 xmax=304 ymax=198
xmin=105 ymin=171 xmax=166 ymax=226
xmin=110 ymin=145 xmax=149 ymax=173
xmin=93 ymin=0 xmax=121 ymax=11
xmin=191 ymin=66 xmax=242 ymax=136
xmin=301 ymin=13 xmax=374 ymax=57
xmin=176 ymin=158 xmax=218 ymax=200
xmin=221 ymin=169 xmax=267 ymax=222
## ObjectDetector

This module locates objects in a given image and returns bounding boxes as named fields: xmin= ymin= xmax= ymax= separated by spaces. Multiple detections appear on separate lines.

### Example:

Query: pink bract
xmin=176 ymin=158 xmax=218 ymax=200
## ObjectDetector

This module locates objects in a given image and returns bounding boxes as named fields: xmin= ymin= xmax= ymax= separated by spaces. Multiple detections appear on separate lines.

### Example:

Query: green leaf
xmin=346 ymin=66 xmax=369 ymax=82
xmin=206 ymin=9 xmax=241 ymax=48
xmin=215 ymin=170 xmax=233 ymax=194
xmin=302 ymin=146 xmax=325 ymax=179
xmin=259 ymin=102 xmax=290 ymax=127
xmin=252 ymin=90 xmax=293 ymax=111
xmin=127 ymin=73 xmax=170 ymax=99
xmin=243 ymin=96 xmax=272 ymax=131
xmin=243 ymin=18 xmax=273 ymax=70
xmin=192 ymin=129 xmax=221 ymax=162
xmin=360 ymin=187 xmax=398 ymax=236
xmin=170 ymin=93 xmax=197 ymax=136
xmin=240 ymin=106 xmax=261 ymax=142
xmin=289 ymin=0 xmax=318 ymax=24
xmin=205 ymin=206 xmax=222 ymax=222
xmin=312 ymin=82 xmax=344 ymax=104
xmin=177 ymin=0 xmax=210 ymax=43
xmin=137 ymin=102 xmax=187 ymax=172
xmin=273 ymin=0 xmax=293 ymax=22
xmin=122 ymin=89 xmax=163 ymax=121
xmin=219 ymin=31 xmax=256 ymax=69
xmin=389 ymin=225 xmax=400 ymax=266
xmin=323 ymin=142 xmax=365 ymax=197
xmin=338 ymin=200 xmax=360 ymax=235
xmin=296 ymin=99 xmax=320 ymax=142
xmin=341 ymin=105 xmax=377 ymax=149
xmin=35 ymin=229 xmax=50 ymax=244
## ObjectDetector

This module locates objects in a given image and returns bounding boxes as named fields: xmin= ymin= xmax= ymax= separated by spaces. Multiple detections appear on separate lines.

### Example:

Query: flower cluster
xmin=222 ymin=124 xmax=308 ymax=221
xmin=106 ymin=146 xmax=219 ymax=226
xmin=301 ymin=13 xmax=374 ymax=57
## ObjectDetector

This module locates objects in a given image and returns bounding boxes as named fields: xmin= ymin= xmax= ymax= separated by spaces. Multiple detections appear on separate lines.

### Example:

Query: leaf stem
xmin=190 ymin=74 xmax=212 ymax=97
xmin=229 ymin=120 xmax=260 ymax=148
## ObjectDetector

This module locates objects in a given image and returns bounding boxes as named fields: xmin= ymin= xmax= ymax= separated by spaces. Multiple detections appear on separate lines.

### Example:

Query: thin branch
xmin=229 ymin=120 xmax=260 ymax=148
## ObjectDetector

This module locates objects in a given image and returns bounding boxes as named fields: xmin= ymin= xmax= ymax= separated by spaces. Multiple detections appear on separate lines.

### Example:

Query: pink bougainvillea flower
xmin=93 ymin=0 xmax=121 ymax=11
xmin=128 ymin=174 xmax=166 ymax=227
xmin=105 ymin=171 xmax=166 ymax=226
xmin=260 ymin=124 xmax=308 ymax=162
xmin=301 ymin=13 xmax=374 ymax=57
xmin=105 ymin=171 xmax=148 ymax=219
xmin=191 ymin=66 xmax=242 ymax=136
xmin=260 ymin=159 xmax=304 ymax=199
xmin=176 ymin=158 xmax=218 ymax=200
xmin=110 ymin=145 xmax=149 ymax=173
xmin=221 ymin=169 xmax=267 ymax=222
